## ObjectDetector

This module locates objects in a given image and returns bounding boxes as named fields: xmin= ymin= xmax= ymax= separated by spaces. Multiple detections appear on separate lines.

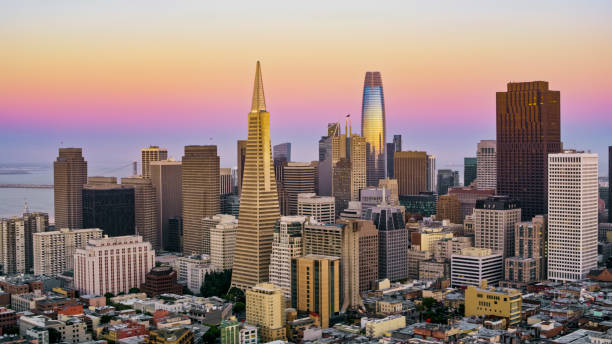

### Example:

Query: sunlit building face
xmin=361 ymin=71 xmax=386 ymax=186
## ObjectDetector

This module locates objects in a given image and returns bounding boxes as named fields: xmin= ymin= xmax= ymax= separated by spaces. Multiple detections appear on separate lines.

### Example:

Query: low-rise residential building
xmin=361 ymin=315 xmax=406 ymax=338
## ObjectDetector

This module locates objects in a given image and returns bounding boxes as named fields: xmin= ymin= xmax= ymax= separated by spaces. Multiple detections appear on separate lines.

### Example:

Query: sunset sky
xmin=2 ymin=1 xmax=611 ymax=174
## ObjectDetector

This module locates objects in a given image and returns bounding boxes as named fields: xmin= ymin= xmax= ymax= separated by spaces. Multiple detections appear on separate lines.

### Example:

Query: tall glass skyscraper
xmin=361 ymin=71 xmax=386 ymax=186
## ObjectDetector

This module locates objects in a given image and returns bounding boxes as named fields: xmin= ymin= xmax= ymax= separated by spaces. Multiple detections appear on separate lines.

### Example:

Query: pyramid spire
xmin=251 ymin=61 xmax=267 ymax=112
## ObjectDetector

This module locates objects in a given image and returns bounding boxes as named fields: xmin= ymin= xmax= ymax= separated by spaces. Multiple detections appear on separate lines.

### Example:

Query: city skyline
xmin=1 ymin=1 xmax=611 ymax=174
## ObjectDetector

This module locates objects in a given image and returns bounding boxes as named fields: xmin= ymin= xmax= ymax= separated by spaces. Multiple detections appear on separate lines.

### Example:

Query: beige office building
xmin=210 ymin=216 xmax=237 ymax=271
xmin=182 ymin=145 xmax=220 ymax=255
xmin=150 ymin=160 xmax=182 ymax=251
xmin=378 ymin=178 xmax=399 ymax=205
xmin=74 ymin=235 xmax=155 ymax=295
xmin=33 ymin=228 xmax=103 ymax=276
xmin=297 ymin=193 xmax=335 ymax=224
xmin=220 ymin=168 xmax=233 ymax=196
xmin=231 ymin=62 xmax=281 ymax=290
xmin=121 ymin=177 xmax=160 ymax=250
xmin=349 ymin=135 xmax=367 ymax=201
xmin=54 ymin=148 xmax=88 ymax=229
xmin=0 ymin=217 xmax=26 ymax=274
xmin=474 ymin=196 xmax=521 ymax=258
xmin=141 ymin=146 xmax=168 ymax=179
xmin=282 ymin=162 xmax=316 ymax=215
xmin=269 ymin=216 xmax=306 ymax=298
xmin=245 ymin=283 xmax=285 ymax=342
xmin=394 ymin=151 xmax=427 ymax=196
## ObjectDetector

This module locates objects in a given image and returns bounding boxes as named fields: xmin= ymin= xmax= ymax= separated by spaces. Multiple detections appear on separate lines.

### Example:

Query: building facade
xmin=394 ymin=151 xmax=427 ymax=196
xmin=141 ymin=146 xmax=168 ymax=179
xmin=451 ymin=248 xmax=503 ymax=287
xmin=474 ymin=196 xmax=521 ymax=258
xmin=150 ymin=160 xmax=182 ymax=252
xmin=476 ymin=140 xmax=496 ymax=190
xmin=497 ymin=81 xmax=562 ymax=220
xmin=464 ymin=157 xmax=477 ymax=187
xmin=74 ymin=235 xmax=155 ymax=295
xmin=436 ymin=195 xmax=462 ymax=224
xmin=0 ymin=217 xmax=26 ymax=274
xmin=33 ymin=228 xmax=103 ymax=276
xmin=246 ymin=283 xmax=285 ymax=342
xmin=361 ymin=71 xmax=386 ymax=186
xmin=269 ymin=216 xmax=306 ymax=298
xmin=54 ymin=148 xmax=88 ymax=229
xmin=210 ymin=215 xmax=238 ymax=271
xmin=297 ymin=193 xmax=335 ymax=224
xmin=121 ymin=177 xmax=160 ymax=250
xmin=82 ymin=177 xmax=135 ymax=237
xmin=548 ymin=151 xmax=598 ymax=281
xmin=282 ymin=162 xmax=316 ymax=215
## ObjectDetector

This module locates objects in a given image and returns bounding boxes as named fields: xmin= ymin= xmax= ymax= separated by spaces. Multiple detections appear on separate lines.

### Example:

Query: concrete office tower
xmin=74 ymin=235 xmax=155 ymax=295
xmin=476 ymin=140 xmax=497 ymax=190
xmin=0 ymin=217 xmax=26 ymax=274
xmin=23 ymin=211 xmax=48 ymax=273
xmin=436 ymin=195 xmax=462 ymax=224
xmin=548 ymin=151 xmax=598 ymax=281
xmin=291 ymin=255 xmax=340 ymax=329
xmin=210 ymin=215 xmax=238 ymax=271
xmin=297 ymin=193 xmax=335 ymax=224
xmin=33 ymin=228 xmax=103 ymax=276
xmin=141 ymin=146 xmax=168 ymax=179
xmin=357 ymin=220 xmax=379 ymax=293
xmin=364 ymin=202 xmax=407 ymax=281
xmin=332 ymin=158 xmax=352 ymax=214
xmin=302 ymin=221 xmax=362 ymax=311
xmin=361 ymin=71 xmax=387 ymax=186
xmin=232 ymin=62 xmax=281 ymax=290
xmin=246 ymin=283 xmax=286 ymax=342
xmin=386 ymin=135 xmax=402 ymax=178
xmin=201 ymin=214 xmax=235 ymax=256
xmin=121 ymin=177 xmax=159 ymax=250
xmin=182 ymin=145 xmax=220 ymax=255
xmin=378 ymin=178 xmax=399 ymax=206
xmin=497 ymin=81 xmax=562 ymax=220
xmin=150 ymin=160 xmax=182 ymax=251
xmin=83 ymin=177 xmax=135 ymax=237
xmin=237 ymin=140 xmax=248 ymax=196
xmin=448 ymin=187 xmax=495 ymax=223
xmin=54 ymin=148 xmax=88 ymax=229
xmin=269 ymin=216 xmax=306 ymax=298
xmin=451 ymin=247 xmax=503 ymax=287
xmin=437 ymin=169 xmax=456 ymax=195
xmin=503 ymin=215 xmax=547 ymax=287
xmin=360 ymin=187 xmax=390 ymax=214
xmin=350 ymin=134 xmax=367 ymax=201
xmin=273 ymin=142 xmax=291 ymax=162
xmin=426 ymin=154 xmax=436 ymax=193
xmin=394 ymin=151 xmax=427 ymax=196
xmin=282 ymin=162 xmax=316 ymax=215
xmin=220 ymin=168 xmax=233 ymax=196
xmin=474 ymin=196 xmax=521 ymax=258
xmin=464 ymin=157 xmax=477 ymax=187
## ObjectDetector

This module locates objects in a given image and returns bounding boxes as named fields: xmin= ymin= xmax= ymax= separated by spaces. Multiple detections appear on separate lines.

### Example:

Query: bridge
xmin=0 ymin=184 xmax=53 ymax=189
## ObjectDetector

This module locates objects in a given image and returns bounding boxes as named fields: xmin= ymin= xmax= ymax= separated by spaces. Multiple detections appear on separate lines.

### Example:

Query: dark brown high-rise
xmin=394 ymin=151 xmax=427 ymax=196
xmin=54 ymin=148 xmax=88 ymax=229
xmin=496 ymin=81 xmax=561 ymax=220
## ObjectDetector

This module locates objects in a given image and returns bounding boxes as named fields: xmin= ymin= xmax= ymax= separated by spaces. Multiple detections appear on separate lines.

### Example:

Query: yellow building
xmin=376 ymin=299 xmax=403 ymax=315
xmin=363 ymin=315 xmax=406 ymax=338
xmin=291 ymin=255 xmax=340 ymax=328
xmin=245 ymin=283 xmax=285 ymax=342
xmin=465 ymin=282 xmax=522 ymax=325
xmin=419 ymin=227 xmax=453 ymax=251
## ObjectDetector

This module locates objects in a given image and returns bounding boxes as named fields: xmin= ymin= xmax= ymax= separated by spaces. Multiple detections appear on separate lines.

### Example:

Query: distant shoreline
xmin=0 ymin=170 xmax=31 ymax=175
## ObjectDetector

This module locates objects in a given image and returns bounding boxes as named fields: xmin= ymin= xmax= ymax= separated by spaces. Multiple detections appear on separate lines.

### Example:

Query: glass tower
xmin=361 ymin=71 xmax=386 ymax=186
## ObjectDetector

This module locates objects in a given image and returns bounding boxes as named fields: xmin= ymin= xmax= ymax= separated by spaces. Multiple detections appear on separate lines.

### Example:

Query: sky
xmin=1 ymin=1 xmax=611 ymax=175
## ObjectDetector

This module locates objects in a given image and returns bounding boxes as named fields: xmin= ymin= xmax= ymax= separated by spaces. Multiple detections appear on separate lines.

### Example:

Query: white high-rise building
xmin=297 ymin=193 xmax=335 ymax=224
xmin=0 ymin=217 xmax=26 ymax=274
xmin=33 ymin=228 xmax=103 ymax=276
xmin=476 ymin=140 xmax=496 ymax=190
xmin=268 ymin=216 xmax=306 ymax=298
xmin=426 ymin=154 xmax=436 ymax=193
xmin=451 ymin=247 xmax=503 ymax=287
xmin=548 ymin=151 xmax=598 ymax=281
xmin=210 ymin=215 xmax=238 ymax=271
xmin=74 ymin=235 xmax=155 ymax=295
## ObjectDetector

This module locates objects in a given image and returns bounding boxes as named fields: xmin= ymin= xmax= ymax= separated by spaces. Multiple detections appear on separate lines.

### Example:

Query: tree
xmin=233 ymin=302 xmax=245 ymax=314
xmin=202 ymin=325 xmax=220 ymax=344
xmin=100 ymin=314 xmax=113 ymax=324
xmin=104 ymin=292 xmax=114 ymax=304
xmin=129 ymin=287 xmax=140 ymax=294
xmin=200 ymin=270 xmax=232 ymax=297
xmin=48 ymin=328 xmax=62 ymax=343
xmin=225 ymin=287 xmax=245 ymax=303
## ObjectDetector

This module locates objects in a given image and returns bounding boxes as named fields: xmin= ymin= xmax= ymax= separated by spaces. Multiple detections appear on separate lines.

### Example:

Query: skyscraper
xmin=23 ymin=211 xmax=48 ymax=272
xmin=0 ymin=217 xmax=26 ymax=274
xmin=220 ymin=168 xmax=233 ymax=196
xmin=82 ymin=177 xmax=135 ymax=237
xmin=273 ymin=142 xmax=291 ymax=162
xmin=236 ymin=140 xmax=248 ymax=196
xmin=231 ymin=62 xmax=281 ymax=290
xmin=282 ymin=162 xmax=316 ymax=215
xmin=332 ymin=158 xmax=352 ymax=214
xmin=609 ymin=146 xmax=612 ymax=213
xmin=386 ymin=134 xmax=401 ymax=179
xmin=497 ymin=81 xmax=562 ymax=220
xmin=464 ymin=157 xmax=477 ymax=187
xmin=426 ymin=154 xmax=436 ymax=193
xmin=182 ymin=145 xmax=220 ymax=255
xmin=141 ymin=146 xmax=168 ymax=179
xmin=349 ymin=134 xmax=367 ymax=201
xmin=122 ymin=176 xmax=159 ymax=250
xmin=361 ymin=71 xmax=386 ymax=186
xmin=437 ymin=169 xmax=456 ymax=195
xmin=548 ymin=151 xmax=598 ymax=281
xmin=476 ymin=140 xmax=496 ymax=190
xmin=54 ymin=148 xmax=88 ymax=229
xmin=269 ymin=216 xmax=306 ymax=298
xmin=474 ymin=196 xmax=521 ymax=258
xmin=150 ymin=160 xmax=182 ymax=252
xmin=394 ymin=151 xmax=427 ymax=196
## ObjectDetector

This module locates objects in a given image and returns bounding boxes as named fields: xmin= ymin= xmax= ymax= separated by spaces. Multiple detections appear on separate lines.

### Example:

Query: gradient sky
xmin=2 ymin=1 xmax=611 ymax=176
